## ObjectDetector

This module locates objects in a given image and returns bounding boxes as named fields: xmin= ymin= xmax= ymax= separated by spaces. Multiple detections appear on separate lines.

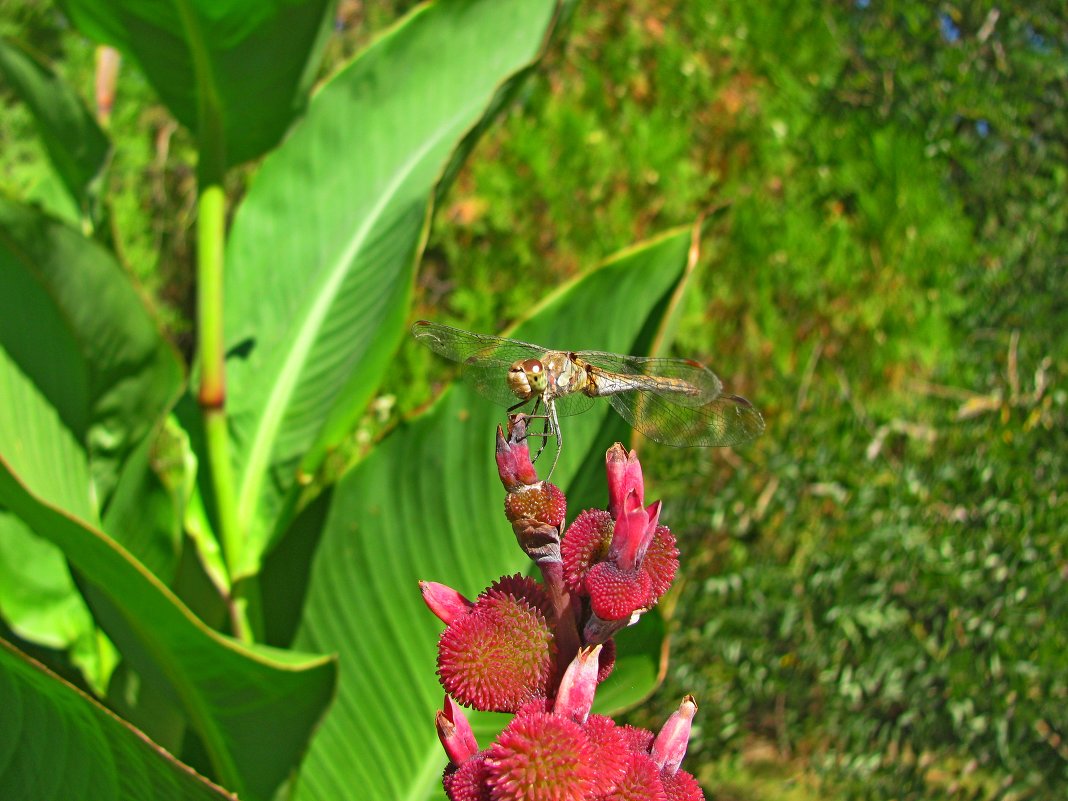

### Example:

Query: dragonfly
xmin=412 ymin=320 xmax=765 ymax=478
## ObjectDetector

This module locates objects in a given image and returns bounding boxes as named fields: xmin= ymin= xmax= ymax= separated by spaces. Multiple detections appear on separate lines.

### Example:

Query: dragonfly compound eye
xmin=522 ymin=359 xmax=547 ymax=392
xmin=507 ymin=360 xmax=534 ymax=399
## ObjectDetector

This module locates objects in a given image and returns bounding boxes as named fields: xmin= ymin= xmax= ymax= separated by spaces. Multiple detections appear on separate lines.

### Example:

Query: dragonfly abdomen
xmin=584 ymin=366 xmax=700 ymax=398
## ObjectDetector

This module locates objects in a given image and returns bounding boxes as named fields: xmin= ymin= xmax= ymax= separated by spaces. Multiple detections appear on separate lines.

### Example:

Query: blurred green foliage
xmin=2 ymin=0 xmax=1065 ymax=798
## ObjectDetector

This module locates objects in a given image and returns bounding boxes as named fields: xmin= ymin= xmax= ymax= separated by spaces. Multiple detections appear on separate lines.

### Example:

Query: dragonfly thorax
xmin=507 ymin=358 xmax=547 ymax=400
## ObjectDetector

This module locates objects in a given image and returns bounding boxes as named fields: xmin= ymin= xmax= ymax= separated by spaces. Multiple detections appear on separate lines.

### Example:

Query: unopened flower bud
xmin=496 ymin=417 xmax=540 ymax=491
xmin=437 ymin=695 xmax=479 ymax=765
xmin=421 ymin=581 xmax=474 ymax=625
xmin=553 ymin=645 xmax=602 ymax=723
xmin=651 ymin=695 xmax=697 ymax=775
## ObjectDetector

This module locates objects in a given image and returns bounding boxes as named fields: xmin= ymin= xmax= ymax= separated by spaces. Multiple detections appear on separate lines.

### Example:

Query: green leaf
xmin=0 ymin=461 xmax=337 ymax=801
xmin=288 ymin=227 xmax=692 ymax=801
xmin=0 ymin=513 xmax=109 ymax=690
xmin=222 ymin=0 xmax=561 ymax=577
xmin=0 ymin=197 xmax=182 ymax=514
xmin=0 ymin=638 xmax=236 ymax=801
xmin=57 ymin=0 xmax=336 ymax=166
xmin=101 ymin=421 xmax=185 ymax=583
xmin=0 ymin=198 xmax=182 ymax=684
xmin=0 ymin=37 xmax=110 ymax=224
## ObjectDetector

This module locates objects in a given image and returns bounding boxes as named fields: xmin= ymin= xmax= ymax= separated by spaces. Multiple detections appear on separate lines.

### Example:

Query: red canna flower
xmin=428 ymin=423 xmax=707 ymax=801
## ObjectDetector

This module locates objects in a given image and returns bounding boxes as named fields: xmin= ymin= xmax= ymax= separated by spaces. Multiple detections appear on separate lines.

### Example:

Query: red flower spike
xmin=652 ymin=695 xmax=697 ymax=775
xmin=444 ymin=752 xmax=492 ymax=801
xmin=421 ymin=581 xmax=474 ymax=626
xmin=610 ymin=752 xmax=669 ymax=801
xmin=553 ymin=645 xmax=602 ymax=724
xmin=606 ymin=443 xmax=645 ymax=518
xmin=437 ymin=593 xmax=554 ymax=712
xmin=437 ymin=695 xmax=480 ymax=765
xmin=662 ymin=769 xmax=705 ymax=801
xmin=496 ymin=419 xmax=540 ymax=491
xmin=561 ymin=508 xmax=614 ymax=593
xmin=486 ymin=712 xmax=599 ymax=801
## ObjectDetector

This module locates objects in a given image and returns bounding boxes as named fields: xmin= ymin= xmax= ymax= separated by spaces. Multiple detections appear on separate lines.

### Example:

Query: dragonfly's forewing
xmin=411 ymin=321 xmax=547 ymax=407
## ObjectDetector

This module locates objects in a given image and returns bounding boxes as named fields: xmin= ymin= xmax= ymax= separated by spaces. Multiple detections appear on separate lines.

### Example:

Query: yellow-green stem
xmin=196 ymin=181 xmax=251 ymax=642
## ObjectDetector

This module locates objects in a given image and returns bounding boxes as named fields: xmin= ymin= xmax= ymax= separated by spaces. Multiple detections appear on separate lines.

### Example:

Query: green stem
xmin=178 ymin=0 xmax=256 ymax=642
xmin=197 ymin=180 xmax=249 ymax=639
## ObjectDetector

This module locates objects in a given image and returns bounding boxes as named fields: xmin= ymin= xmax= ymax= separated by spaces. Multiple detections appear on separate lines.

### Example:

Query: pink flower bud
xmin=606 ymin=443 xmax=645 ymax=518
xmin=420 ymin=581 xmax=474 ymax=626
xmin=496 ymin=419 xmax=540 ymax=491
xmin=437 ymin=695 xmax=479 ymax=766
xmin=651 ymin=695 xmax=698 ymax=775
xmin=553 ymin=645 xmax=602 ymax=723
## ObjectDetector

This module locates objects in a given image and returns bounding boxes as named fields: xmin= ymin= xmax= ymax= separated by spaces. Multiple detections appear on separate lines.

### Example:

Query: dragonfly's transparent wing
xmin=550 ymin=392 xmax=597 ymax=418
xmin=575 ymin=350 xmax=764 ymax=446
xmin=411 ymin=320 xmax=546 ymax=407
xmin=607 ymin=390 xmax=765 ymax=447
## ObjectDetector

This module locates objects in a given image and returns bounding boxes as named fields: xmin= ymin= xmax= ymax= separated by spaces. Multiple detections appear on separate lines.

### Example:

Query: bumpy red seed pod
xmin=610 ymin=752 xmax=668 ymax=801
xmin=561 ymin=508 xmax=614 ymax=593
xmin=437 ymin=592 xmax=554 ymax=712
xmin=485 ymin=712 xmax=599 ymax=801
xmin=662 ymin=769 xmax=705 ymax=801
xmin=443 ymin=751 xmax=492 ymax=801
xmin=584 ymin=561 xmax=653 ymax=622
xmin=580 ymin=714 xmax=629 ymax=795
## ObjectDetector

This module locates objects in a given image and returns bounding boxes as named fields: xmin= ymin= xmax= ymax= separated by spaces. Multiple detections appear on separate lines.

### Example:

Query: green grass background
xmin=3 ymin=0 xmax=1065 ymax=798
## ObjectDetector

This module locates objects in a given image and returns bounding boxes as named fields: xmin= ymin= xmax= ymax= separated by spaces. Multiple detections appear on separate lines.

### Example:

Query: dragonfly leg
xmin=527 ymin=397 xmax=548 ymax=464
xmin=544 ymin=401 xmax=562 ymax=481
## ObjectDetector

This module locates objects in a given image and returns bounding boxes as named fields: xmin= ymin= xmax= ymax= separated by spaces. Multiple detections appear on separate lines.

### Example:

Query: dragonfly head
xmin=508 ymin=358 xmax=546 ymax=400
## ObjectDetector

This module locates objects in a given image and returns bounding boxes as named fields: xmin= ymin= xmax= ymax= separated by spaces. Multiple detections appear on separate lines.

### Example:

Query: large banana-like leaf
xmin=289 ymin=228 xmax=694 ymax=800
xmin=0 ymin=198 xmax=182 ymax=686
xmin=0 ymin=198 xmax=181 ymax=514
xmin=0 ymin=639 xmax=235 ymax=801
xmin=0 ymin=462 xmax=336 ymax=801
xmin=221 ymin=0 xmax=561 ymax=578
xmin=57 ymin=0 xmax=335 ymax=165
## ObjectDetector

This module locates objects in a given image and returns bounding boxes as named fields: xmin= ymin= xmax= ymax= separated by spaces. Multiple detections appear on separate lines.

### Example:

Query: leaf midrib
xmin=233 ymin=105 xmax=476 ymax=555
